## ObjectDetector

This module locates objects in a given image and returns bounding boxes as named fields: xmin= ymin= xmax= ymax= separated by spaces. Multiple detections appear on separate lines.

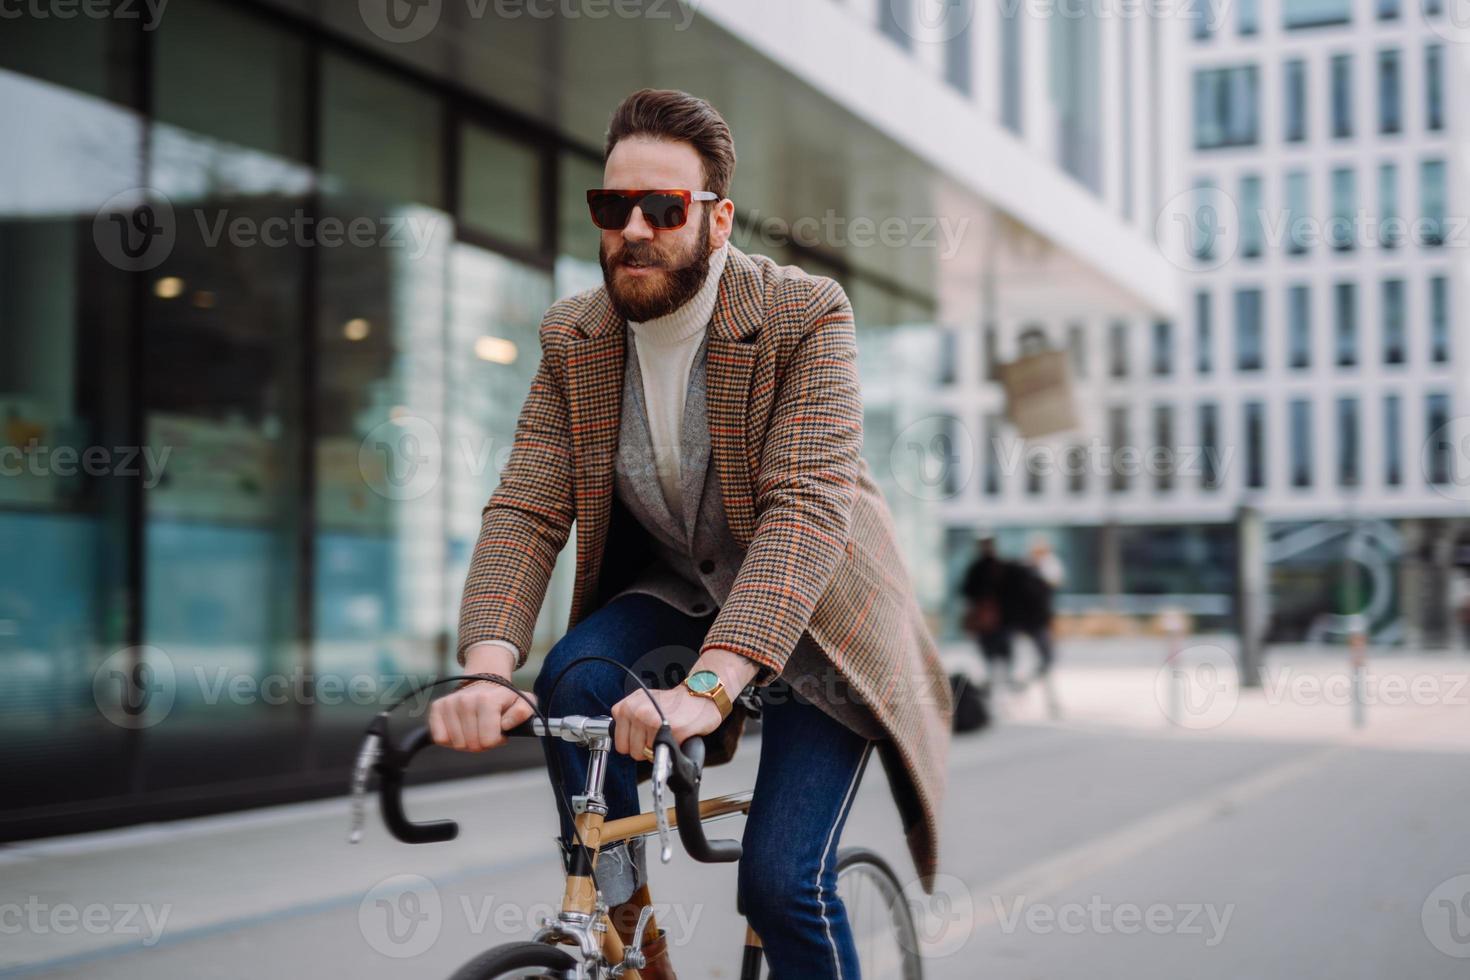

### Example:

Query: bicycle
xmin=347 ymin=664 xmax=923 ymax=979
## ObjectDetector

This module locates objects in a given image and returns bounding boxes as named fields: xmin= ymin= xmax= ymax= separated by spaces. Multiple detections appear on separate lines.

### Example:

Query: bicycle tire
xmin=446 ymin=940 xmax=579 ymax=980
xmin=836 ymin=847 xmax=924 ymax=980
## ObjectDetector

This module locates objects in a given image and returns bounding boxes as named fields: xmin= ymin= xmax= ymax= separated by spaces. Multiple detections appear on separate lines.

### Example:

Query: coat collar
xmin=579 ymin=245 xmax=765 ymax=342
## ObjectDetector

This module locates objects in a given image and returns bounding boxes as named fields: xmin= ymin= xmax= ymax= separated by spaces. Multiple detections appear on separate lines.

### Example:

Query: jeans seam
xmin=815 ymin=740 xmax=873 ymax=980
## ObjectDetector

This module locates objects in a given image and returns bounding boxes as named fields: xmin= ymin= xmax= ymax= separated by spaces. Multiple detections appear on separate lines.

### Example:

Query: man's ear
xmin=710 ymin=197 xmax=736 ymax=250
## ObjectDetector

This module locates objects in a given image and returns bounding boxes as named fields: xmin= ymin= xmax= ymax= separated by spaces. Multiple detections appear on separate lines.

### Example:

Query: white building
xmin=941 ymin=0 xmax=1469 ymax=645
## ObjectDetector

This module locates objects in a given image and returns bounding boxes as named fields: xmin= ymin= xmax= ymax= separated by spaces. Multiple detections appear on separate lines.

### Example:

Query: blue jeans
xmin=533 ymin=594 xmax=873 ymax=980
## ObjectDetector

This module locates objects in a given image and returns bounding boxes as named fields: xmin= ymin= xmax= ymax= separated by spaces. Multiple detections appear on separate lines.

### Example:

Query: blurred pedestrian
xmin=961 ymin=534 xmax=1014 ymax=684
xmin=1015 ymin=535 xmax=1063 ymax=678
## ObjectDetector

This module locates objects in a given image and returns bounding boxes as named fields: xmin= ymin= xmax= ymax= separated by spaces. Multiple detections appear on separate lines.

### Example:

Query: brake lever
xmin=651 ymin=737 xmax=674 ymax=863
xmin=347 ymin=715 xmax=387 ymax=844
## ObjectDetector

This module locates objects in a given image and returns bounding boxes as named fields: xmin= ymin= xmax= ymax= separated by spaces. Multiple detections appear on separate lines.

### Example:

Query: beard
xmin=599 ymin=212 xmax=712 ymax=323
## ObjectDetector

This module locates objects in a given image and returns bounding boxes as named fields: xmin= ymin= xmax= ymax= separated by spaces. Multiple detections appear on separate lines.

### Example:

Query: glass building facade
xmin=0 ymin=2 xmax=939 ymax=838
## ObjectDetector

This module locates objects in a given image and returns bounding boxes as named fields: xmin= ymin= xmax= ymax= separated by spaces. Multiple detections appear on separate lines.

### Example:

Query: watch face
xmin=686 ymin=669 xmax=720 ymax=693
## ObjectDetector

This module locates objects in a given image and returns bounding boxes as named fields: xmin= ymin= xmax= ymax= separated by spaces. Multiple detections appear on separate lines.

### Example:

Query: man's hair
xmin=604 ymin=89 xmax=736 ymax=200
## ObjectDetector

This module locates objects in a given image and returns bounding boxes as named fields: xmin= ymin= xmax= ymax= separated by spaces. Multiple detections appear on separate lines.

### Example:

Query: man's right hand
xmin=428 ymin=645 xmax=537 ymax=752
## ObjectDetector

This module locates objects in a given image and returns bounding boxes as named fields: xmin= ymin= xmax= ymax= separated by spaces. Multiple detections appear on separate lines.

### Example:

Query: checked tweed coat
xmin=458 ymin=246 xmax=952 ymax=887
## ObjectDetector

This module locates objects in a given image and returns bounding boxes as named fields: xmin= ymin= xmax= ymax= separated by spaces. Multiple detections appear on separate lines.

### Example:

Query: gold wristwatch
xmin=683 ymin=669 xmax=732 ymax=719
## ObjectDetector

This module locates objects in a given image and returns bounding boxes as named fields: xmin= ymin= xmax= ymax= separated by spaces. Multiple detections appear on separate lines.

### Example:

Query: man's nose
xmin=622 ymin=205 xmax=655 ymax=242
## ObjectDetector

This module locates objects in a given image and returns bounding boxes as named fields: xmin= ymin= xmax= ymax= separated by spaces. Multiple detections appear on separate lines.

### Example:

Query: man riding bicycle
xmin=430 ymin=88 xmax=951 ymax=979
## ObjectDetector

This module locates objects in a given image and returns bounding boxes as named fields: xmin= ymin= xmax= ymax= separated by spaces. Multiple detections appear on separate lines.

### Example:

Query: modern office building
xmin=948 ymin=0 xmax=1469 ymax=645
xmin=1 ymin=1 xmax=1175 ymax=836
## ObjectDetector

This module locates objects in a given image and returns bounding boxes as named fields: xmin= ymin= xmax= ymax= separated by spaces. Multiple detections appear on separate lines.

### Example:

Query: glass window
xmin=1337 ymin=397 xmax=1360 ymax=486
xmin=1284 ymin=59 xmax=1308 ymax=142
xmin=1377 ymin=0 xmax=1400 ymax=18
xmin=320 ymin=53 xmax=443 ymax=209
xmin=1240 ymin=174 xmax=1264 ymax=259
xmin=1421 ymin=159 xmax=1446 ymax=247
xmin=1335 ymin=282 xmax=1358 ymax=366
xmin=1290 ymin=399 xmax=1313 ymax=487
xmin=1154 ymin=405 xmax=1176 ymax=492
xmin=945 ymin=21 xmax=973 ymax=94
xmin=1425 ymin=0 xmax=1443 ymax=14
xmin=1426 ymin=393 xmax=1452 ymax=485
xmin=983 ymin=412 xmax=1002 ymax=496
xmin=1288 ymin=283 xmax=1312 ymax=369
xmin=1331 ymin=54 xmax=1353 ymax=139
xmin=459 ymin=122 xmax=544 ymax=250
xmin=1195 ymin=290 xmax=1213 ymax=374
xmin=143 ymin=0 xmax=316 ymax=793
xmin=1430 ymin=276 xmax=1450 ymax=363
xmin=1109 ymin=321 xmax=1129 ymax=378
xmin=1193 ymin=66 xmax=1259 ymax=149
xmin=1152 ymin=320 xmax=1174 ymax=376
xmin=1192 ymin=0 xmax=1215 ymax=39
xmin=1192 ymin=178 xmax=1220 ymax=261
xmin=1001 ymin=7 xmax=1024 ymax=134
xmin=983 ymin=324 xmax=1000 ymax=381
xmin=1285 ymin=0 xmax=1352 ymax=28
xmin=1108 ymin=406 xmax=1130 ymax=493
xmin=1382 ymin=278 xmax=1406 ymax=365
xmin=1199 ymin=403 xmax=1221 ymax=490
xmin=1235 ymin=288 xmax=1264 ymax=371
xmin=1426 ymin=44 xmax=1444 ymax=132
xmin=1068 ymin=323 xmax=1088 ymax=378
xmin=1244 ymin=401 xmax=1266 ymax=489
xmin=1384 ymin=394 xmax=1402 ymax=486
xmin=1378 ymin=49 xmax=1401 ymax=135
xmin=880 ymin=0 xmax=912 ymax=49
xmin=1379 ymin=163 xmax=1401 ymax=249
xmin=1239 ymin=0 xmax=1260 ymax=34
xmin=1066 ymin=445 xmax=1087 ymax=495
xmin=0 ymin=41 xmax=143 ymax=810
xmin=1331 ymin=167 xmax=1356 ymax=251
xmin=1285 ymin=170 xmax=1311 ymax=255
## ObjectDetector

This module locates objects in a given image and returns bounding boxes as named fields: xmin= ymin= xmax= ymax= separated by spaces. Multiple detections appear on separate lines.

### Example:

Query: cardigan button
xmin=691 ymin=602 xmax=709 ymax=614
xmin=699 ymin=559 xmax=716 ymax=574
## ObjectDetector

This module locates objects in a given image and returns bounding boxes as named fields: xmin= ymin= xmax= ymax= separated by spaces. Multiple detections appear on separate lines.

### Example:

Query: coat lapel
xmin=704 ymin=248 xmax=764 ymax=545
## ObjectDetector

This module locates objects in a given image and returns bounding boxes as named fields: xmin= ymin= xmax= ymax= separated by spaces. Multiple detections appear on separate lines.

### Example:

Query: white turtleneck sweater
xmin=629 ymin=243 xmax=728 ymax=517
xmin=464 ymin=244 xmax=728 ymax=670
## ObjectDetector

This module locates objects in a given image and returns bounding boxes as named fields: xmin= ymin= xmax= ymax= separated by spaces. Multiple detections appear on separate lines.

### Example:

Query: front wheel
xmin=447 ymin=940 xmax=579 ymax=980
xmin=837 ymin=847 xmax=924 ymax=980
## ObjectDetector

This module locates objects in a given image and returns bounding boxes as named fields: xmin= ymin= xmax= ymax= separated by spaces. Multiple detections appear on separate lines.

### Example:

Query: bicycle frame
xmin=530 ymin=716 xmax=762 ymax=979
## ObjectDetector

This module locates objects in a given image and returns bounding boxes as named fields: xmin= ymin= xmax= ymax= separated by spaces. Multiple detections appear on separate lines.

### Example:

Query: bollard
xmin=1162 ymin=609 xmax=1187 ymax=728
xmin=1348 ymin=620 xmax=1367 ymax=729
